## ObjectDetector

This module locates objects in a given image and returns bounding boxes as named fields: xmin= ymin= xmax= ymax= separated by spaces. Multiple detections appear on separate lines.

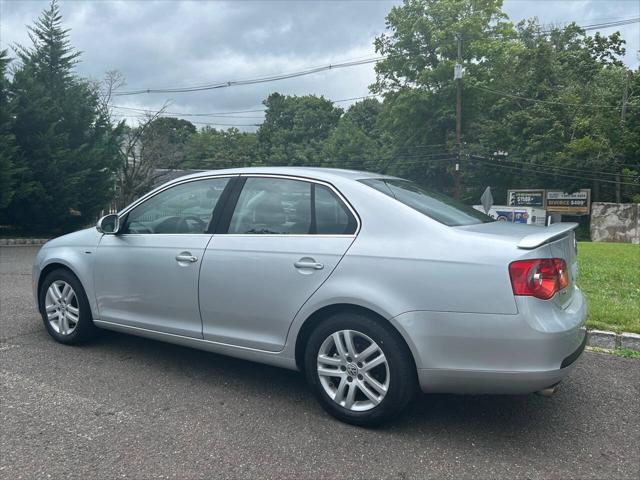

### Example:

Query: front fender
xmin=32 ymin=228 xmax=101 ymax=316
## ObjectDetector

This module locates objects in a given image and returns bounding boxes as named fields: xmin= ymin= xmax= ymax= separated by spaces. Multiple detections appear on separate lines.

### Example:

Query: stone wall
xmin=590 ymin=202 xmax=640 ymax=244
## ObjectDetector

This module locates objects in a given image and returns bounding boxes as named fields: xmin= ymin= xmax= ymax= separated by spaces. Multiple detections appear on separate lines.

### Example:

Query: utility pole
xmin=454 ymin=34 xmax=462 ymax=200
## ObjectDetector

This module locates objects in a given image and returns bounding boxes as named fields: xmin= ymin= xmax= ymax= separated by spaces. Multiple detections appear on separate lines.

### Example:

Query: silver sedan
xmin=33 ymin=167 xmax=587 ymax=425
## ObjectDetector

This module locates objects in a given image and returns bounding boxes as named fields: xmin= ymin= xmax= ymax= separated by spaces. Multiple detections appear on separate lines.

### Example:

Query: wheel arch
xmin=293 ymin=303 xmax=418 ymax=373
xmin=37 ymin=262 xmax=83 ymax=312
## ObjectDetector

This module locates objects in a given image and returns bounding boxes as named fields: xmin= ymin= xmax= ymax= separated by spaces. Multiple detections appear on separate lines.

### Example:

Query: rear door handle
xmin=175 ymin=252 xmax=198 ymax=263
xmin=294 ymin=260 xmax=324 ymax=270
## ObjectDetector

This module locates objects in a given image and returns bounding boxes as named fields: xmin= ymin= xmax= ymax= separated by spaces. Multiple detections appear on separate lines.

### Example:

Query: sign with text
xmin=546 ymin=189 xmax=591 ymax=215
xmin=507 ymin=189 xmax=546 ymax=208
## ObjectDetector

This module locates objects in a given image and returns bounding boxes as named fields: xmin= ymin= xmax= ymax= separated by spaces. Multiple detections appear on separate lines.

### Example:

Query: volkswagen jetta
xmin=33 ymin=167 xmax=587 ymax=425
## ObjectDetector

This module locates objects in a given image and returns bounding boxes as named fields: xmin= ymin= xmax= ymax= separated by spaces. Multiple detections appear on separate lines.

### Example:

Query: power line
xmin=109 ymin=94 xmax=382 ymax=118
xmin=469 ymin=153 xmax=630 ymax=178
xmin=470 ymin=85 xmax=632 ymax=109
xmin=114 ymin=57 xmax=386 ymax=96
xmin=109 ymin=16 xmax=638 ymax=98
xmin=110 ymin=114 xmax=259 ymax=128
xmin=470 ymin=155 xmax=640 ymax=187
xmin=573 ymin=17 xmax=640 ymax=32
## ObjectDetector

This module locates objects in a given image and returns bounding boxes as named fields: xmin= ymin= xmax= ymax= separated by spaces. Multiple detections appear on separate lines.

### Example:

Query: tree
xmin=466 ymin=23 xmax=637 ymax=202
xmin=184 ymin=127 xmax=258 ymax=170
xmin=371 ymin=0 xmax=514 ymax=194
xmin=114 ymin=108 xmax=173 ymax=209
xmin=371 ymin=0 xmax=639 ymax=202
xmin=0 ymin=50 xmax=15 ymax=210
xmin=323 ymin=99 xmax=387 ymax=171
xmin=142 ymin=117 xmax=197 ymax=168
xmin=6 ymin=0 xmax=121 ymax=232
xmin=258 ymin=93 xmax=343 ymax=166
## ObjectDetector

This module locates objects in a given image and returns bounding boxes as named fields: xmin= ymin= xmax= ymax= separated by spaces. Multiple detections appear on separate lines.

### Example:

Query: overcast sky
xmin=1 ymin=0 xmax=638 ymax=130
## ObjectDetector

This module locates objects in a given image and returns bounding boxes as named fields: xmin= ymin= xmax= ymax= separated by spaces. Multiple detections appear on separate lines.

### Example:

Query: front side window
xmin=360 ymin=178 xmax=493 ymax=227
xmin=124 ymin=177 xmax=230 ymax=234
xmin=227 ymin=177 xmax=357 ymax=235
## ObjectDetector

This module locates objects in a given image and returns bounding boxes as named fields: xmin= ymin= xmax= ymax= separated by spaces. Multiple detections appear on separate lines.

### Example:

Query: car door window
xmin=227 ymin=177 xmax=357 ymax=235
xmin=124 ymin=177 xmax=230 ymax=234
xmin=315 ymin=184 xmax=357 ymax=235
xmin=228 ymin=177 xmax=312 ymax=234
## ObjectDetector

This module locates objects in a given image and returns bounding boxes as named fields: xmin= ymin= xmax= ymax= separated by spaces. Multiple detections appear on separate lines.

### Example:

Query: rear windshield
xmin=360 ymin=178 xmax=494 ymax=227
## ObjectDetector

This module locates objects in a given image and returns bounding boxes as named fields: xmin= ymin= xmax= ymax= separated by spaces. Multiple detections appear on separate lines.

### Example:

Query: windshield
xmin=360 ymin=178 xmax=494 ymax=227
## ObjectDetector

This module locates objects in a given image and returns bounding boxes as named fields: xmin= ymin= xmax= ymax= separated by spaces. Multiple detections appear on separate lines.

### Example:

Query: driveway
xmin=1 ymin=246 xmax=639 ymax=479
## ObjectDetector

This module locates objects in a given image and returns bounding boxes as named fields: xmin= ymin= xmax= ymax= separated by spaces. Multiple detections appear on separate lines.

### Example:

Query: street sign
xmin=507 ymin=189 xmax=546 ymax=208
xmin=480 ymin=186 xmax=494 ymax=213
xmin=454 ymin=64 xmax=463 ymax=79
xmin=545 ymin=189 xmax=591 ymax=215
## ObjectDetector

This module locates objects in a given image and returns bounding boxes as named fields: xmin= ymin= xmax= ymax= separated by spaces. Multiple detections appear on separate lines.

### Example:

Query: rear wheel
xmin=304 ymin=311 xmax=416 ymax=426
xmin=39 ymin=269 xmax=99 ymax=344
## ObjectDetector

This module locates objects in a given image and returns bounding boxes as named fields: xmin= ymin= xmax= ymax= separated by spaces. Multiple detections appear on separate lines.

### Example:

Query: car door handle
xmin=294 ymin=260 xmax=324 ymax=270
xmin=175 ymin=252 xmax=198 ymax=263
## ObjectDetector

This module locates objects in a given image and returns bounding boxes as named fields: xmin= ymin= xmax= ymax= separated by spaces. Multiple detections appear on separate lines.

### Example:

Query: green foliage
xmin=142 ymin=117 xmax=197 ymax=168
xmin=258 ymin=93 xmax=343 ymax=166
xmin=2 ymin=0 xmax=638 ymax=233
xmin=371 ymin=0 xmax=638 ymax=202
xmin=3 ymin=0 xmax=120 ymax=233
xmin=183 ymin=127 xmax=258 ymax=169
xmin=322 ymin=99 xmax=388 ymax=171
xmin=0 ymin=50 xmax=16 ymax=209
xmin=613 ymin=348 xmax=640 ymax=359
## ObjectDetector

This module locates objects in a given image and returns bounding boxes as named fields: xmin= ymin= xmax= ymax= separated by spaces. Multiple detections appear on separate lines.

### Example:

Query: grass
xmin=587 ymin=346 xmax=640 ymax=359
xmin=578 ymin=242 xmax=640 ymax=334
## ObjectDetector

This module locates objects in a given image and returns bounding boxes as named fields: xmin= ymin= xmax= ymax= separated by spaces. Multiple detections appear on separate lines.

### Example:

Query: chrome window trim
xmin=231 ymin=173 xmax=361 ymax=237
xmin=117 ymin=174 xmax=239 ymax=218
xmin=115 ymin=172 xmax=361 ymax=237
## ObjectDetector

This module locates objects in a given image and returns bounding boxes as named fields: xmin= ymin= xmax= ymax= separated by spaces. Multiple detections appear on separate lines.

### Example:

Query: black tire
xmin=304 ymin=311 xmax=416 ymax=426
xmin=38 ymin=268 xmax=99 ymax=345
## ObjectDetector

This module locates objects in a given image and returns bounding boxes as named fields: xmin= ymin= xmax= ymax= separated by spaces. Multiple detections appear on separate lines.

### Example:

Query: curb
xmin=0 ymin=238 xmax=50 ymax=246
xmin=588 ymin=330 xmax=640 ymax=352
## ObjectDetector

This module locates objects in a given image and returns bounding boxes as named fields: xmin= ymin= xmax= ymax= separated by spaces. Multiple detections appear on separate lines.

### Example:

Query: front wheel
xmin=304 ymin=312 xmax=416 ymax=426
xmin=39 ymin=269 xmax=99 ymax=344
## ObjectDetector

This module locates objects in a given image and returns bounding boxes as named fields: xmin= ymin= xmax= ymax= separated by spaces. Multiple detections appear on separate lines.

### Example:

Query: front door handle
xmin=294 ymin=259 xmax=324 ymax=270
xmin=175 ymin=252 xmax=198 ymax=263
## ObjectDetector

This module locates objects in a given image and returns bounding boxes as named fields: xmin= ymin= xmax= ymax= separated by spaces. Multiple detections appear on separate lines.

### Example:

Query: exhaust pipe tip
xmin=536 ymin=383 xmax=560 ymax=397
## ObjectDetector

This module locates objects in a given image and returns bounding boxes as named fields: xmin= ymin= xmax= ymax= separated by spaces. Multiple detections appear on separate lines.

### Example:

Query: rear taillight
xmin=509 ymin=258 xmax=568 ymax=300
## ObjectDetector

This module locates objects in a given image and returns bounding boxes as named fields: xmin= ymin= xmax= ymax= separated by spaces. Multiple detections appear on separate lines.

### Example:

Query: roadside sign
xmin=507 ymin=189 xmax=546 ymax=207
xmin=480 ymin=186 xmax=494 ymax=213
xmin=546 ymin=189 xmax=591 ymax=215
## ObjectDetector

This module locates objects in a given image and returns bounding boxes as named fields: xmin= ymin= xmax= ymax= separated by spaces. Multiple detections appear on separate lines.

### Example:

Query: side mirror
xmin=96 ymin=214 xmax=120 ymax=234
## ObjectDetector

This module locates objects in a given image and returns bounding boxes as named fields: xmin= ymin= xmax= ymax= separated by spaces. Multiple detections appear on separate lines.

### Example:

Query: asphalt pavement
xmin=1 ymin=245 xmax=639 ymax=479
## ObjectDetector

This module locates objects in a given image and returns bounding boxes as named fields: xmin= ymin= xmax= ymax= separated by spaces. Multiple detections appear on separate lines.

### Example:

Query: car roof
xmin=175 ymin=166 xmax=397 ymax=184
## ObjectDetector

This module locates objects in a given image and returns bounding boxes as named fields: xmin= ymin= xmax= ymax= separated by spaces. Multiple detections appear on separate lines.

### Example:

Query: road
xmin=1 ymin=245 xmax=639 ymax=479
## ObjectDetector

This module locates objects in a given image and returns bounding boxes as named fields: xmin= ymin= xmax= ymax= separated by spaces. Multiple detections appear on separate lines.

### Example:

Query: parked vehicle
xmin=472 ymin=205 xmax=547 ymax=226
xmin=33 ymin=167 xmax=587 ymax=425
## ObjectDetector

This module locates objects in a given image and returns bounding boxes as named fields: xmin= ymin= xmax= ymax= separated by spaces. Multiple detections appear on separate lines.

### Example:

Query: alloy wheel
xmin=316 ymin=329 xmax=390 ymax=412
xmin=45 ymin=280 xmax=80 ymax=335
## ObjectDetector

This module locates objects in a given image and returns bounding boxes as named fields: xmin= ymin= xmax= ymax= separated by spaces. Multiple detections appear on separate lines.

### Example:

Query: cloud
xmin=1 ymin=0 xmax=637 ymax=131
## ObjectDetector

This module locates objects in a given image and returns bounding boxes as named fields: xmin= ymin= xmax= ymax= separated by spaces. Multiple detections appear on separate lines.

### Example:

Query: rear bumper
xmin=391 ymin=288 xmax=587 ymax=394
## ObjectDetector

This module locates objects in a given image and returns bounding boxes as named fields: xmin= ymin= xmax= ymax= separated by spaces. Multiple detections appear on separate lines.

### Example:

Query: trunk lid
xmin=456 ymin=222 xmax=579 ymax=308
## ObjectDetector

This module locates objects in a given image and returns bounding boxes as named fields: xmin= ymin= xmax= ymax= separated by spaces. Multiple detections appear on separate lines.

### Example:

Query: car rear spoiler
xmin=517 ymin=222 xmax=579 ymax=250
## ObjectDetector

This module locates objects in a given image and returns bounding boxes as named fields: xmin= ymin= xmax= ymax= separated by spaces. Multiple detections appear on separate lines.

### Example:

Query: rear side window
xmin=227 ymin=177 xmax=357 ymax=235
xmin=315 ymin=185 xmax=357 ymax=235
xmin=360 ymin=178 xmax=493 ymax=227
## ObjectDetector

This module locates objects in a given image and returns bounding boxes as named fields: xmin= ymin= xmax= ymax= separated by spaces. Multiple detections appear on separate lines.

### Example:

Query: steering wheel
xmin=177 ymin=215 xmax=207 ymax=233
